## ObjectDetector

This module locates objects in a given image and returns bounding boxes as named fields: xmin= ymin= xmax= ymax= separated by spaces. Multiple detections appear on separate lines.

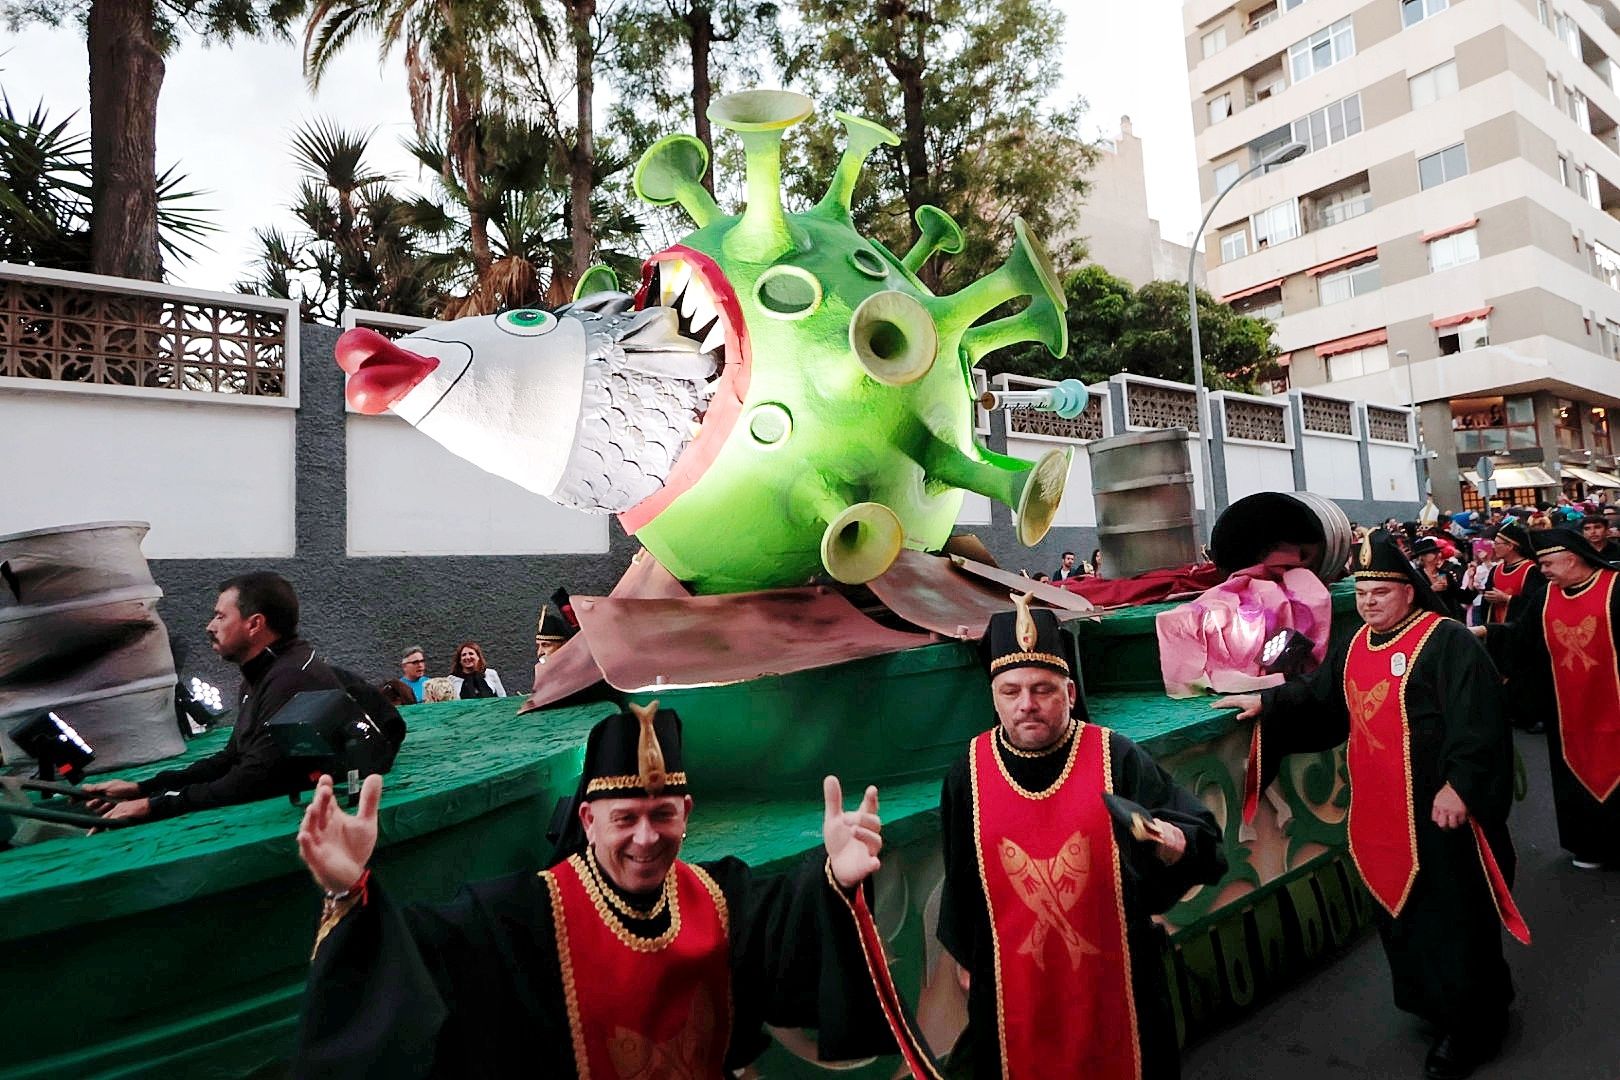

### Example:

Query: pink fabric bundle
xmin=1155 ymin=563 xmax=1332 ymax=699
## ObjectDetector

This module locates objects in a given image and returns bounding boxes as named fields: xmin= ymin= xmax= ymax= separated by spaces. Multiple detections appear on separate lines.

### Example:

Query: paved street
xmin=1184 ymin=730 xmax=1620 ymax=1080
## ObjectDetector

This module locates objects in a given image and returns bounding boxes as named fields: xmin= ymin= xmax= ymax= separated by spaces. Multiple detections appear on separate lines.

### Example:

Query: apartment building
xmin=1051 ymin=117 xmax=1206 ymax=288
xmin=1185 ymin=0 xmax=1620 ymax=509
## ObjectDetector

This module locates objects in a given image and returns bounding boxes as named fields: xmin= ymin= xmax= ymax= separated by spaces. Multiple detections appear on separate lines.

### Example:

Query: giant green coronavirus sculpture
xmin=336 ymin=89 xmax=1074 ymax=594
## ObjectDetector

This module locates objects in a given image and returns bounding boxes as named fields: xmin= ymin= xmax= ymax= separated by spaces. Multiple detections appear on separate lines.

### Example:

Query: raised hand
xmin=823 ymin=775 xmax=882 ymax=889
xmin=297 ymin=774 xmax=382 ymax=894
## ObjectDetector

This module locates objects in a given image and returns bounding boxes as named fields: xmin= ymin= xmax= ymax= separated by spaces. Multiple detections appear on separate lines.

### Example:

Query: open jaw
xmin=620 ymin=246 xmax=752 ymax=533
xmin=336 ymin=328 xmax=443 ymax=415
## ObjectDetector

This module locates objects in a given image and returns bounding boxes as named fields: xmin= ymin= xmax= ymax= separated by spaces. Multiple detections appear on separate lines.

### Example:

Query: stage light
xmin=1261 ymin=629 xmax=1314 ymax=676
xmin=175 ymin=676 xmax=230 ymax=736
xmin=8 ymin=711 xmax=96 ymax=783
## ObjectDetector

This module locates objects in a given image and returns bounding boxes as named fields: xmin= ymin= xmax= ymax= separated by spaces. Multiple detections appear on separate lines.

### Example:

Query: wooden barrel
xmin=1087 ymin=428 xmax=1199 ymax=579
xmin=0 ymin=521 xmax=183 ymax=772
xmin=1210 ymin=491 xmax=1355 ymax=583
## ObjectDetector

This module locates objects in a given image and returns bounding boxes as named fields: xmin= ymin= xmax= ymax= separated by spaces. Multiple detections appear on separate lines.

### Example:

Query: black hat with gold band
xmin=1496 ymin=519 xmax=1532 ymax=556
xmin=579 ymin=700 xmax=689 ymax=802
xmin=1352 ymin=529 xmax=1450 ymax=616
xmin=983 ymin=593 xmax=1071 ymax=679
xmin=1529 ymin=526 xmax=1620 ymax=571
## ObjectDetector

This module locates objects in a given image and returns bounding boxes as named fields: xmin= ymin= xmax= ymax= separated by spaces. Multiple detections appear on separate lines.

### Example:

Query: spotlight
xmin=266 ymin=689 xmax=394 ymax=807
xmin=1261 ymin=629 xmax=1315 ymax=676
xmin=175 ymin=676 xmax=229 ymax=736
xmin=8 ymin=711 xmax=96 ymax=783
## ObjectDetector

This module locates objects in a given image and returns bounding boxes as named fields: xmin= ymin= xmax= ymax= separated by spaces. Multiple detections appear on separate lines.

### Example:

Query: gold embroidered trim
xmin=995 ymin=719 xmax=1075 ymax=759
xmin=1353 ymin=569 xmax=1411 ymax=581
xmin=1364 ymin=608 xmax=1425 ymax=650
xmin=541 ymin=868 xmax=593 ymax=1077
xmin=687 ymin=862 xmax=730 ymax=939
xmin=583 ymin=846 xmax=669 ymax=920
xmin=1564 ymin=569 xmax=1604 ymax=598
xmin=1537 ymin=544 xmax=1570 ymax=555
xmin=968 ymin=737 xmax=1012 ymax=1080
xmin=568 ymin=853 xmax=682 ymax=952
xmin=585 ymin=770 xmax=689 ymax=794
xmin=989 ymin=650 xmax=1069 ymax=674
xmin=1544 ymin=570 xmax=1620 ymax=801
xmin=310 ymin=892 xmax=362 ymax=962
xmin=992 ymin=719 xmax=1084 ymax=801
xmin=1099 ymin=726 xmax=1144 ymax=1080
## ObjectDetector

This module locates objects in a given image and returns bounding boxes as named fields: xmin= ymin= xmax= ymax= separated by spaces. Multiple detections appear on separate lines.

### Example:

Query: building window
xmin=1288 ymin=17 xmax=1355 ymax=83
xmin=1292 ymin=94 xmax=1362 ymax=153
xmin=1428 ymin=227 xmax=1479 ymax=271
xmin=1318 ymin=260 xmax=1381 ymax=305
xmin=1418 ymin=143 xmax=1469 ymax=189
xmin=1316 ymin=181 xmax=1374 ymax=228
xmin=1593 ymin=407 xmax=1613 ymax=455
xmin=1539 ymin=0 xmax=1552 ymax=28
xmin=1220 ymin=229 xmax=1249 ymax=263
xmin=1596 ymin=242 xmax=1620 ymax=289
xmin=1213 ymin=160 xmax=1242 ymax=192
xmin=1549 ymin=73 xmax=1560 ymax=108
xmin=1251 ymin=198 xmax=1301 ymax=247
xmin=1438 ymin=315 xmax=1489 ymax=355
xmin=1326 ymin=344 xmax=1390 ymax=381
xmin=1409 ymin=60 xmax=1459 ymax=109
xmin=1453 ymin=396 xmax=1537 ymax=452
xmin=1558 ymin=13 xmax=1581 ymax=59
xmin=1401 ymin=0 xmax=1449 ymax=29
xmin=1582 ymin=165 xmax=1602 ymax=209
xmin=1209 ymin=93 xmax=1233 ymax=125
xmin=1557 ymin=398 xmax=1586 ymax=450
xmin=1202 ymin=26 xmax=1228 ymax=58
xmin=1570 ymin=90 xmax=1591 ymax=133
xmin=1559 ymin=155 xmax=1571 ymax=188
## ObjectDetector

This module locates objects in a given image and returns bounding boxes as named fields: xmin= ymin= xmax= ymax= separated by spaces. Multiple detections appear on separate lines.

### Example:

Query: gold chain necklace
xmin=1365 ymin=608 xmax=1425 ymax=650
xmin=996 ymin=720 xmax=1075 ymax=759
xmin=584 ymin=847 xmax=671 ymax=920
xmin=571 ymin=854 xmax=683 ymax=952
xmin=993 ymin=722 xmax=1084 ymax=800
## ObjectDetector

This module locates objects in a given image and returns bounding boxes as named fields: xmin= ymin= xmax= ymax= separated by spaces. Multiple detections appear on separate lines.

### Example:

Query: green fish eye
xmin=498 ymin=309 xmax=557 ymax=337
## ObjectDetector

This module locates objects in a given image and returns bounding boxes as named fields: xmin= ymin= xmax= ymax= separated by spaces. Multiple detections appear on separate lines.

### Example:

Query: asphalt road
xmin=1183 ymin=730 xmax=1620 ymax=1080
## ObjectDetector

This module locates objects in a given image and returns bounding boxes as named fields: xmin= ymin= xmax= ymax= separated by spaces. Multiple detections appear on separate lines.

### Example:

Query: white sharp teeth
xmin=679 ymin=278 xmax=707 ymax=321
xmin=699 ymin=317 xmax=726 ymax=354
xmin=663 ymin=260 xmax=692 ymax=307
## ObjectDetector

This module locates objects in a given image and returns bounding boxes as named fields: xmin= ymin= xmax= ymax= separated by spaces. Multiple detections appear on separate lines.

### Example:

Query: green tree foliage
xmin=235 ymin=119 xmax=444 ymax=322
xmin=0 ymin=93 xmax=214 ymax=272
xmin=987 ymin=263 xmax=1282 ymax=393
xmin=4 ymin=0 xmax=303 ymax=279
xmin=781 ymin=0 xmax=1092 ymax=290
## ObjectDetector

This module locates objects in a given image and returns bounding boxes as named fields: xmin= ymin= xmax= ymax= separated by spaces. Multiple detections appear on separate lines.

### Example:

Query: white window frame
xmin=1418 ymin=143 xmax=1469 ymax=189
xmin=1560 ymin=154 xmax=1571 ymax=188
xmin=1401 ymin=0 xmax=1449 ymax=29
xmin=1251 ymin=197 xmax=1302 ymax=247
xmin=1559 ymin=13 xmax=1582 ymax=59
xmin=1438 ymin=316 xmax=1489 ymax=354
xmin=1288 ymin=17 xmax=1355 ymax=84
xmin=1221 ymin=229 xmax=1249 ymax=263
xmin=1209 ymin=92 xmax=1233 ymax=125
xmin=1549 ymin=73 xmax=1561 ymax=108
xmin=1409 ymin=60 xmax=1459 ymax=109
xmin=1317 ymin=260 xmax=1381 ymax=305
xmin=1595 ymin=240 xmax=1620 ymax=289
xmin=1428 ymin=228 xmax=1480 ymax=272
xmin=1326 ymin=344 xmax=1390 ymax=381
xmin=1316 ymin=182 xmax=1373 ymax=229
xmin=1583 ymin=165 xmax=1602 ymax=209
xmin=1213 ymin=161 xmax=1242 ymax=192
xmin=1539 ymin=0 xmax=1552 ymax=28
xmin=1292 ymin=94 xmax=1363 ymax=153
xmin=1571 ymin=90 xmax=1592 ymax=133
xmin=1202 ymin=26 xmax=1228 ymax=59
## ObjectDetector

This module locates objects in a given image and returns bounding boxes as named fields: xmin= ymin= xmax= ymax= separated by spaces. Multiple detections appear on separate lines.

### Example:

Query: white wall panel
xmin=1368 ymin=443 xmax=1420 ymax=504
xmin=1301 ymin=435 xmax=1365 ymax=499
xmin=346 ymin=414 xmax=609 ymax=556
xmin=1223 ymin=443 xmax=1297 ymax=502
xmin=0 ymin=389 xmax=296 ymax=557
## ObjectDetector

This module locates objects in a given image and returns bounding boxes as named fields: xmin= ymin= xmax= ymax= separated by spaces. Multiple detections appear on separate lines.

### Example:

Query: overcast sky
xmin=2 ymin=3 xmax=1198 ymax=292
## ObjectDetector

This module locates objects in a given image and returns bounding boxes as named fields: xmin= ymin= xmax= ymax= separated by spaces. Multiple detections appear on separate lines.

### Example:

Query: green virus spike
xmin=573 ymin=264 xmax=619 ymax=301
xmin=813 ymin=112 xmax=901 ymax=224
xmin=633 ymin=134 xmax=722 ymax=228
xmin=707 ymin=90 xmax=813 ymax=262
xmin=902 ymin=205 xmax=965 ymax=274
xmin=925 ymin=217 xmax=1066 ymax=343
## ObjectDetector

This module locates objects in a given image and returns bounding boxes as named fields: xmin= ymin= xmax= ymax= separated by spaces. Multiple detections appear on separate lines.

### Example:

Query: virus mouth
xmin=336 ymin=327 xmax=441 ymax=414
xmin=620 ymin=246 xmax=751 ymax=533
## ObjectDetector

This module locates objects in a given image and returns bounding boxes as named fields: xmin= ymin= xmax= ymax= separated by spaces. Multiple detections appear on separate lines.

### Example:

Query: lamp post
xmin=1397 ymin=348 xmax=1429 ymax=498
xmin=1188 ymin=139 xmax=1308 ymax=544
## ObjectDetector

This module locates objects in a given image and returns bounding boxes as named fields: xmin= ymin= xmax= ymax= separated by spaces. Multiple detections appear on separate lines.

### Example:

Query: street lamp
xmin=1397 ymin=348 xmax=1429 ymax=496
xmin=1188 ymin=139 xmax=1308 ymax=544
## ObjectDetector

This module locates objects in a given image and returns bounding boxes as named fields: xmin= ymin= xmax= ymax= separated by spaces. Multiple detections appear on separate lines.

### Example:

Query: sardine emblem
xmin=997 ymin=831 xmax=1100 ymax=971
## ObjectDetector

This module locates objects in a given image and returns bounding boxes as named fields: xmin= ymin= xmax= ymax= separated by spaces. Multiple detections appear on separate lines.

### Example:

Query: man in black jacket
xmin=87 ymin=571 xmax=343 ymax=822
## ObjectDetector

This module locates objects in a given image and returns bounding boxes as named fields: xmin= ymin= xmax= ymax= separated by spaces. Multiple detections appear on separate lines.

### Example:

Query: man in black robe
xmin=293 ymin=701 xmax=914 ymax=1077
xmin=1218 ymin=532 xmax=1525 ymax=1080
xmin=1480 ymin=520 xmax=1546 ymax=733
xmin=1479 ymin=527 xmax=1620 ymax=869
xmin=937 ymin=597 xmax=1226 ymax=1079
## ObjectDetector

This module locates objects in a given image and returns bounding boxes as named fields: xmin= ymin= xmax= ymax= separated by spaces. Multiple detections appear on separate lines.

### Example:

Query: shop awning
xmin=1561 ymin=465 xmax=1620 ymax=489
xmin=1220 ymin=278 xmax=1284 ymax=303
xmin=1306 ymin=247 xmax=1378 ymax=276
xmin=1420 ymin=217 xmax=1479 ymax=243
xmin=1461 ymin=466 xmax=1558 ymax=489
xmin=1315 ymin=328 xmax=1388 ymax=358
xmin=1431 ymin=306 xmax=1493 ymax=329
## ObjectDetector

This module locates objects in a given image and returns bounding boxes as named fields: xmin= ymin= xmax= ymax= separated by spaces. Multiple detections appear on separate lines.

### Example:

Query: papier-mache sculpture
xmin=336 ymin=89 xmax=1077 ymax=594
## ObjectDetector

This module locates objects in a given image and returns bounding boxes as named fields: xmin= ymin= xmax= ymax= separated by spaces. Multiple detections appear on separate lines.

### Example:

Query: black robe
xmin=1485 ymin=572 xmax=1620 ymax=864
xmin=294 ymin=854 xmax=895 ymax=1077
xmin=937 ymin=725 xmax=1226 ymax=1080
xmin=1254 ymin=614 xmax=1516 ymax=1041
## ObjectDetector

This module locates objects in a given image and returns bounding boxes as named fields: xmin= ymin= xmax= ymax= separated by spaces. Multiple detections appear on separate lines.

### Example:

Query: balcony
xmin=1302 ymin=171 xmax=1373 ymax=234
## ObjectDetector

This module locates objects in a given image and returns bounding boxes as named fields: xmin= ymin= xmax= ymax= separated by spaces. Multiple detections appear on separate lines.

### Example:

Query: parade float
xmin=0 ymin=92 xmax=1372 ymax=1079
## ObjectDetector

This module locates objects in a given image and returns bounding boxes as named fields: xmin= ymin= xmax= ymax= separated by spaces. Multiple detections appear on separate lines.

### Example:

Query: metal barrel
xmin=1086 ymin=428 xmax=1199 ymax=579
xmin=0 ymin=521 xmax=183 ymax=772
xmin=1209 ymin=491 xmax=1355 ymax=583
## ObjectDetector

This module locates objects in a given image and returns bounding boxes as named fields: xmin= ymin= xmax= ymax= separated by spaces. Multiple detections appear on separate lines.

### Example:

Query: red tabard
xmin=1544 ymin=569 xmax=1620 ymax=801
xmin=1488 ymin=560 xmax=1534 ymax=624
xmin=1342 ymin=611 xmax=1444 ymax=918
xmin=544 ymin=856 xmax=732 ymax=1080
xmin=971 ymin=723 xmax=1139 ymax=1080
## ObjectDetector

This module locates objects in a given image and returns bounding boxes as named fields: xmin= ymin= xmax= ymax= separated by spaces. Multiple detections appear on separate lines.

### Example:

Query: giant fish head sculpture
xmin=337 ymin=89 xmax=1073 ymax=595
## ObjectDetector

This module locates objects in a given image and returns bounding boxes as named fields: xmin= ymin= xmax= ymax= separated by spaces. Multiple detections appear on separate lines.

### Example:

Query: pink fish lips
xmin=336 ymin=327 xmax=439 ymax=414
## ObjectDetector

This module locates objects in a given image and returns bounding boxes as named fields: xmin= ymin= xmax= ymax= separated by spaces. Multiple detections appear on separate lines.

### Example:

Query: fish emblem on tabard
xmin=607 ymin=986 xmax=716 ymax=1080
xmin=997 ymin=832 xmax=1100 ymax=971
xmin=1553 ymin=616 xmax=1600 ymax=672
xmin=1347 ymin=679 xmax=1390 ymax=752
